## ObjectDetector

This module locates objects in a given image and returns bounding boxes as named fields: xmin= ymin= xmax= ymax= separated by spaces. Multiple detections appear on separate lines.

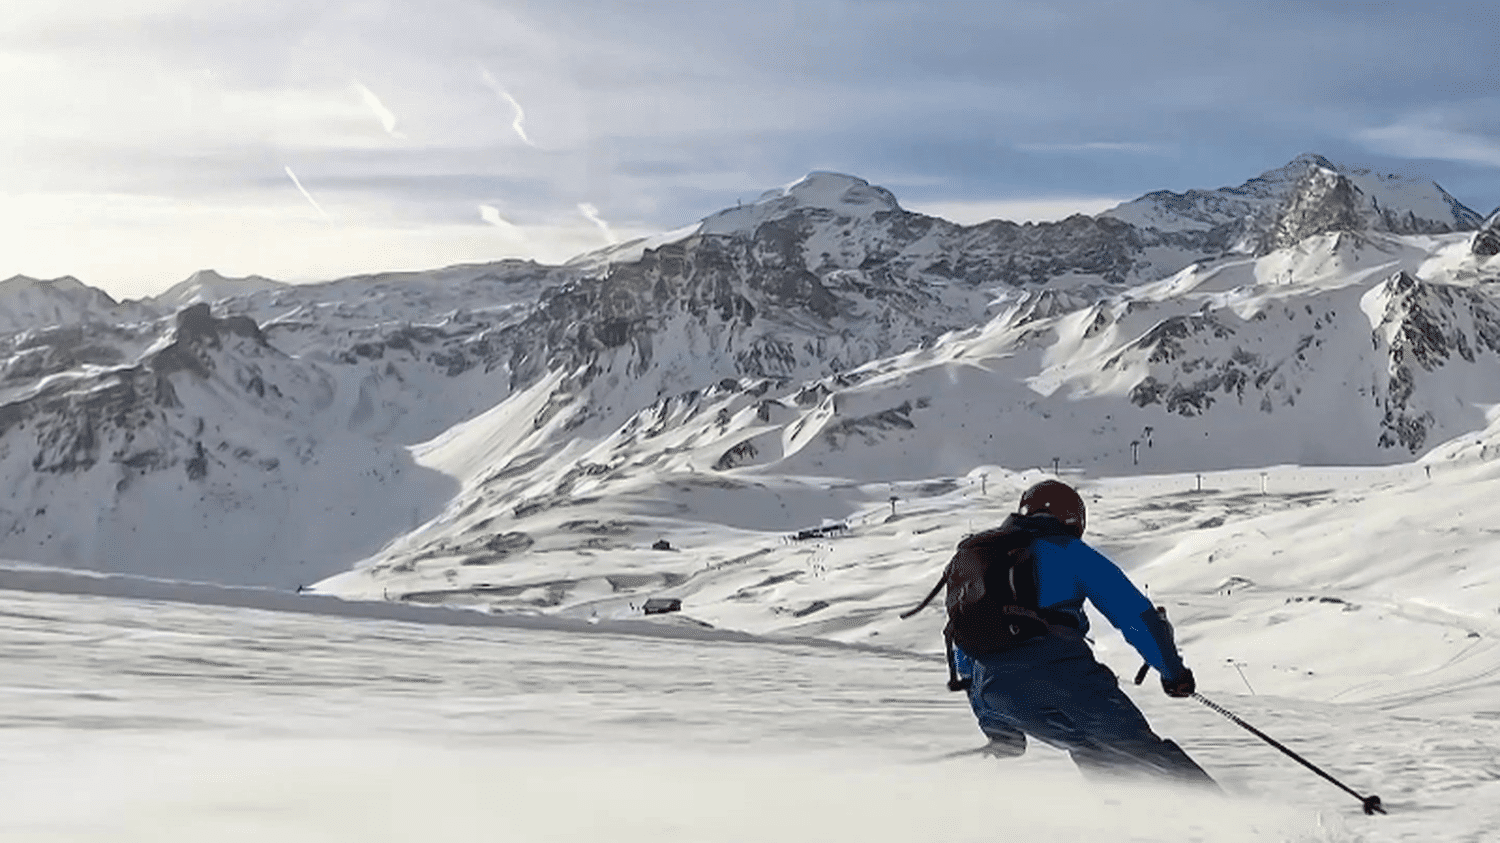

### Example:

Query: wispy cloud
xmin=479 ymin=67 xmax=536 ymax=147
xmin=284 ymin=166 xmax=330 ymax=220
xmin=1014 ymin=142 xmax=1169 ymax=155
xmin=11 ymin=2 xmax=1500 ymax=297
xmin=577 ymin=202 xmax=617 ymax=244
xmin=478 ymin=204 xmax=523 ymax=238
xmin=1358 ymin=120 xmax=1500 ymax=169
xmin=352 ymin=81 xmax=403 ymax=138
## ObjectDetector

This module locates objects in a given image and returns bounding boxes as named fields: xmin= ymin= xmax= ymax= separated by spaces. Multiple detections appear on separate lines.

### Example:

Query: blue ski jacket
xmin=1029 ymin=532 xmax=1187 ymax=680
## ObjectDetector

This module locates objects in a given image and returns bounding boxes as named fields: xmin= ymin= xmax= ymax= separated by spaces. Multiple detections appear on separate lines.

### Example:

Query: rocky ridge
xmin=1105 ymin=154 xmax=1481 ymax=255
xmin=0 ymin=155 xmax=1492 ymax=592
xmin=1474 ymin=208 xmax=1500 ymax=257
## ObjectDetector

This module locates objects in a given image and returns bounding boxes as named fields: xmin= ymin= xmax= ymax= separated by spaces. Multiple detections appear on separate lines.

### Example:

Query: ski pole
xmin=1191 ymin=692 xmax=1385 ymax=816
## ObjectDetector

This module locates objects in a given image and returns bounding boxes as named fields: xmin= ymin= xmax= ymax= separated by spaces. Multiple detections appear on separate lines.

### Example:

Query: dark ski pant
xmin=954 ymin=632 xmax=1215 ymax=787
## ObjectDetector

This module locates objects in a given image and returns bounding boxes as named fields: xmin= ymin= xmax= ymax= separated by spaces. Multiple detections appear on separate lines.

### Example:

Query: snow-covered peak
xmin=697 ymin=172 xmax=901 ymax=236
xmin=6 ymin=156 xmax=1500 ymax=611
xmin=1231 ymin=153 xmax=1476 ymax=224
xmin=152 ymin=269 xmax=287 ymax=310
xmin=1098 ymin=156 xmax=1321 ymax=233
xmin=1245 ymin=152 xmax=1340 ymax=189
xmin=0 ymin=273 xmax=142 ymax=334
xmin=0 ymin=274 xmax=94 ymax=295
xmin=1102 ymin=153 xmax=1482 ymax=250
xmin=1335 ymin=162 xmax=1483 ymax=231
xmin=763 ymin=171 xmax=902 ymax=213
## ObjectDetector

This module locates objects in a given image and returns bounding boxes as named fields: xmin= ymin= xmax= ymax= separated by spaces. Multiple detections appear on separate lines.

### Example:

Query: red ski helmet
xmin=1018 ymin=480 xmax=1086 ymax=537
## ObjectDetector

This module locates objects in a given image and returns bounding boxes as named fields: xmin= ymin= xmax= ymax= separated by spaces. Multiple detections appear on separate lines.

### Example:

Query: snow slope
xmin=322 ymin=226 xmax=1500 ymax=610
xmin=4 ymin=154 xmax=1500 ymax=839
xmin=0 ymin=154 xmax=1491 ymax=599
xmin=0 ymin=304 xmax=457 ymax=587
xmin=0 ymin=274 xmax=154 ymax=334
xmin=7 ymin=463 xmax=1500 ymax=843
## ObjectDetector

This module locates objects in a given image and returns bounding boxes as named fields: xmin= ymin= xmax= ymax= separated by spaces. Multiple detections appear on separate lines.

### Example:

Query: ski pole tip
xmin=1362 ymin=795 xmax=1386 ymax=816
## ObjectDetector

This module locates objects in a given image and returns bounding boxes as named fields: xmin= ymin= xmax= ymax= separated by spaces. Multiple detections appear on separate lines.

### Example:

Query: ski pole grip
xmin=1137 ymin=605 xmax=1171 ymax=685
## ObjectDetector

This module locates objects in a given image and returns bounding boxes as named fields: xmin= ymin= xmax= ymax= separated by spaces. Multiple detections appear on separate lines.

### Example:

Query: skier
xmin=908 ymin=479 xmax=1215 ymax=786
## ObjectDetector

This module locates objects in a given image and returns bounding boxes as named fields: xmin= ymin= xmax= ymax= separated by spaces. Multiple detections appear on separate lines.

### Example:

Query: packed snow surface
xmin=7 ymin=457 xmax=1500 ymax=839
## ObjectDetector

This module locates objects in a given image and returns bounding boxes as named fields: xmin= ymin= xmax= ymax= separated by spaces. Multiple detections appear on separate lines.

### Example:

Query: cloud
xmin=479 ymin=67 xmax=536 ymax=147
xmin=8 ymin=2 xmax=1500 ymax=295
xmin=352 ymin=81 xmax=402 ymax=138
xmin=577 ymin=202 xmax=617 ymax=244
xmin=1358 ymin=119 xmax=1500 ymax=169
xmin=478 ymin=204 xmax=523 ymax=238
xmin=1013 ymin=142 xmax=1169 ymax=155
xmin=284 ymin=166 xmax=330 ymax=220
xmin=0 ymin=188 xmax=660 ymax=298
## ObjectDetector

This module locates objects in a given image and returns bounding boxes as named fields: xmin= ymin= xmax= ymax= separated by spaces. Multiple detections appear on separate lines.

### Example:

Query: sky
xmin=2 ymin=0 xmax=1498 ymax=299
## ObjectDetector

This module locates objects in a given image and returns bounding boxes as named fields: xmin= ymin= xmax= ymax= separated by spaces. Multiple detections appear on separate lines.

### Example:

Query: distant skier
xmin=904 ymin=479 xmax=1215 ymax=786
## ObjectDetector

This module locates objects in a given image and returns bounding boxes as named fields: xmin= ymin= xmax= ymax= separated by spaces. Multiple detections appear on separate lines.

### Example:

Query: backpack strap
xmin=945 ymin=631 xmax=971 ymax=691
xmin=899 ymin=568 xmax=948 ymax=619
xmin=902 ymin=569 xmax=971 ymax=692
xmin=902 ymin=518 xmax=1083 ymax=689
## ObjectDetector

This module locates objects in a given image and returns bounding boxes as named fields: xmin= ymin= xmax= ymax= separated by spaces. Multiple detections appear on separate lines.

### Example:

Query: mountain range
xmin=2 ymin=153 xmax=1498 ymax=628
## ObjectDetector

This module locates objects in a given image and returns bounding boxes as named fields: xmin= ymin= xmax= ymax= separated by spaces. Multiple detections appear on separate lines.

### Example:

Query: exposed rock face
xmin=1100 ymin=266 xmax=1500 ymax=454
xmin=1475 ymin=209 xmax=1500 ymax=257
xmin=948 ymin=214 xmax=1142 ymax=285
xmin=1 ymin=322 xmax=144 ymax=386
xmin=0 ymin=155 xmax=1494 ymax=592
xmin=126 ymin=159 xmax=1480 ymax=455
xmin=9 ymin=157 xmax=1474 ymax=472
xmin=504 ymin=221 xmax=982 ymax=394
xmin=153 ymin=303 xmax=269 ymax=378
xmin=0 ymin=303 xmax=302 ymax=478
xmin=0 ymin=298 xmax=445 ymax=588
xmin=1368 ymin=271 xmax=1500 ymax=451
xmin=1257 ymin=166 xmax=1369 ymax=253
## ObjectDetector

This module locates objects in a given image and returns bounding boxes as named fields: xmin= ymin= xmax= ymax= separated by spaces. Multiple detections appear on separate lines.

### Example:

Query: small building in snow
xmin=642 ymin=598 xmax=682 ymax=615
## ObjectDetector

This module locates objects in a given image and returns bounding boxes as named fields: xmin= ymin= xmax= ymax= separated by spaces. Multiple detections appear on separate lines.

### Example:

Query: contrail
xmin=284 ymin=166 xmax=330 ymax=220
xmin=479 ymin=67 xmax=535 ymax=147
xmin=353 ymin=81 xmax=402 ymax=137
xmin=578 ymin=202 xmax=617 ymax=244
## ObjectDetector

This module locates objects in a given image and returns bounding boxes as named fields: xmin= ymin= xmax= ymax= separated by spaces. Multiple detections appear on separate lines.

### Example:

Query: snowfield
xmin=2 ymin=156 xmax=1500 ymax=840
xmin=6 ymin=456 xmax=1500 ymax=840
xmin=0 ymin=575 xmax=1487 ymax=843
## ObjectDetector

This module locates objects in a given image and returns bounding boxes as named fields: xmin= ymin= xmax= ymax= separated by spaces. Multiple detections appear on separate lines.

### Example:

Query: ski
xmin=917 ymin=742 xmax=1020 ymax=763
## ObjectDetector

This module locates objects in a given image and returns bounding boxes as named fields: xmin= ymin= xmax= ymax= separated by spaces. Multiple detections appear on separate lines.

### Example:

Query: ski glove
xmin=1162 ymin=668 xmax=1195 ymax=698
